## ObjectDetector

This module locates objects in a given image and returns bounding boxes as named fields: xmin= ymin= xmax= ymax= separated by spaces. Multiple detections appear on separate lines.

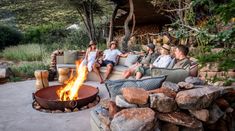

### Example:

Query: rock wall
xmin=96 ymin=77 xmax=235 ymax=131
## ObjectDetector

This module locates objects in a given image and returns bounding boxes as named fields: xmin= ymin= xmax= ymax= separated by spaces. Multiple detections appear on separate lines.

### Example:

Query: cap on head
xmin=110 ymin=40 xmax=118 ymax=47
xmin=147 ymin=43 xmax=155 ymax=50
xmin=161 ymin=44 xmax=171 ymax=51
xmin=88 ymin=41 xmax=96 ymax=47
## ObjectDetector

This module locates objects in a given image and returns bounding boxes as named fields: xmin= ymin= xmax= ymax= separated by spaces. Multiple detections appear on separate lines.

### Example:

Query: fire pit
xmin=33 ymin=84 xmax=99 ymax=111
xmin=32 ymin=60 xmax=100 ymax=112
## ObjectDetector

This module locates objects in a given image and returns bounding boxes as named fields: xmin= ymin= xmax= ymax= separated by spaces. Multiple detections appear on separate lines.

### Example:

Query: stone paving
xmin=0 ymin=80 xmax=108 ymax=131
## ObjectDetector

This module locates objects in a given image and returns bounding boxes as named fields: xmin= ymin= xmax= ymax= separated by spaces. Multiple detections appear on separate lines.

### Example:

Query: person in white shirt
xmin=93 ymin=40 xmax=127 ymax=83
xmin=135 ymin=44 xmax=172 ymax=79
xmin=150 ymin=44 xmax=172 ymax=68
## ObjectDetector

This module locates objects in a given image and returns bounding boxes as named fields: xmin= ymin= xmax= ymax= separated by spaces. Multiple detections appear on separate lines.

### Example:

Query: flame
xmin=56 ymin=60 xmax=88 ymax=101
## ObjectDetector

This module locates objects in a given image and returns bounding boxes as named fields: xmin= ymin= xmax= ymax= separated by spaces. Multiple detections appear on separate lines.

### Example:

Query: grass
xmin=0 ymin=0 xmax=79 ymax=30
xmin=1 ymin=44 xmax=48 ymax=61
xmin=11 ymin=61 xmax=49 ymax=78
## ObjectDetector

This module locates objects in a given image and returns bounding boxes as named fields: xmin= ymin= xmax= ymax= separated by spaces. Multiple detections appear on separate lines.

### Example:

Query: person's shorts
xmin=100 ymin=60 xmax=115 ymax=67
xmin=135 ymin=66 xmax=151 ymax=76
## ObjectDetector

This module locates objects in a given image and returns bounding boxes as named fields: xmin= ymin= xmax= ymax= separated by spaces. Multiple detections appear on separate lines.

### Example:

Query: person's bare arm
xmin=85 ymin=48 xmax=89 ymax=61
xmin=119 ymin=53 xmax=128 ymax=57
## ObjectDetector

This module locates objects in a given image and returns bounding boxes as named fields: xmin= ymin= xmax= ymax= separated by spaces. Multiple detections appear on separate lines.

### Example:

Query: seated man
xmin=135 ymin=44 xmax=172 ymax=79
xmin=173 ymin=45 xmax=191 ymax=69
xmin=123 ymin=43 xmax=159 ymax=79
xmin=92 ymin=40 xmax=127 ymax=83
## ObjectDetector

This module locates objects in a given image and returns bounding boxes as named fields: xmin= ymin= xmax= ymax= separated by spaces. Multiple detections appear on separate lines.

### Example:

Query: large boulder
xmin=189 ymin=109 xmax=209 ymax=122
xmin=150 ymin=93 xmax=177 ymax=113
xmin=185 ymin=77 xmax=205 ymax=85
xmin=94 ymin=106 xmax=112 ymax=131
xmin=110 ymin=108 xmax=155 ymax=131
xmin=161 ymin=123 xmax=179 ymax=131
xmin=162 ymin=81 xmax=180 ymax=92
xmin=207 ymin=104 xmax=224 ymax=124
xmin=176 ymin=85 xmax=234 ymax=110
xmin=108 ymin=101 xmax=118 ymax=119
xmin=148 ymin=88 xmax=177 ymax=98
xmin=115 ymin=95 xmax=137 ymax=108
xmin=158 ymin=112 xmax=202 ymax=129
xmin=122 ymin=87 xmax=149 ymax=105
xmin=178 ymin=82 xmax=194 ymax=89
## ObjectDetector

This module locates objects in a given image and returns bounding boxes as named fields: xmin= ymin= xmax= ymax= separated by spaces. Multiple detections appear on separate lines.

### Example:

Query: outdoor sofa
xmin=55 ymin=50 xmax=198 ymax=83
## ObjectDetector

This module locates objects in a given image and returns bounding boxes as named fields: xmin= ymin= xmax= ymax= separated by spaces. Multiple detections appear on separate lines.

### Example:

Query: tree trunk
xmin=89 ymin=0 xmax=97 ymax=42
xmin=107 ymin=4 xmax=118 ymax=47
xmin=122 ymin=0 xmax=134 ymax=52
xmin=82 ymin=3 xmax=93 ymax=41
xmin=130 ymin=13 xmax=136 ymax=37
xmin=76 ymin=8 xmax=92 ymax=40
xmin=178 ymin=0 xmax=184 ymax=25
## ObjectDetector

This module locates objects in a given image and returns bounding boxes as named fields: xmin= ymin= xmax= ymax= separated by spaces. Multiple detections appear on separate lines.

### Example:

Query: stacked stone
xmin=48 ymin=50 xmax=63 ymax=81
xmin=50 ymin=50 xmax=63 ymax=71
xmin=198 ymin=62 xmax=235 ymax=85
xmin=96 ymin=76 xmax=235 ymax=131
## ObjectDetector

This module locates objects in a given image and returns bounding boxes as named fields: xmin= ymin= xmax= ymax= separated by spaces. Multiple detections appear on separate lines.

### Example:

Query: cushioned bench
xmin=55 ymin=51 xmax=197 ymax=83
xmin=56 ymin=50 xmax=129 ymax=81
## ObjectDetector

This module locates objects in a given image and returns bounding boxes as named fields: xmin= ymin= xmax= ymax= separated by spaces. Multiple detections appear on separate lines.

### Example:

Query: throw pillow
xmin=105 ymin=75 xmax=167 ymax=98
xmin=124 ymin=54 xmax=140 ymax=67
xmin=151 ymin=68 xmax=189 ymax=83
xmin=64 ymin=50 xmax=78 ymax=64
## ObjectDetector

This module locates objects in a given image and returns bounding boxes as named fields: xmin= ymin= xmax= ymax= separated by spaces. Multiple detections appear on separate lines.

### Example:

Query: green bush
xmin=0 ymin=24 xmax=23 ymax=49
xmin=11 ymin=61 xmax=49 ymax=78
xmin=64 ymin=30 xmax=90 ymax=50
xmin=196 ymin=49 xmax=235 ymax=71
xmin=2 ymin=44 xmax=46 ymax=61
xmin=24 ymin=23 xmax=68 ymax=44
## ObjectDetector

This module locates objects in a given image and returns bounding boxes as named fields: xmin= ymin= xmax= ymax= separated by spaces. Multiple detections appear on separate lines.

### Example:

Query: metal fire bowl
xmin=33 ymin=85 xmax=99 ymax=110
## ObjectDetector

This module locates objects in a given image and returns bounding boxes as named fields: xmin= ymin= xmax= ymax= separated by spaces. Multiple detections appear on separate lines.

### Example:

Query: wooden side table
xmin=58 ymin=68 xmax=70 ymax=84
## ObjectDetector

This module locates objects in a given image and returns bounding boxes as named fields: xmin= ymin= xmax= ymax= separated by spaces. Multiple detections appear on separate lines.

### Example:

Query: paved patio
xmin=0 ymin=80 xmax=108 ymax=131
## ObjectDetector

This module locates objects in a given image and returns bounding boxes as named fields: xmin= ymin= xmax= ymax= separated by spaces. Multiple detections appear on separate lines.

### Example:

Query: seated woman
xmin=81 ymin=41 xmax=99 ymax=72
xmin=122 ymin=43 xmax=158 ymax=79
xmin=135 ymin=44 xmax=172 ymax=79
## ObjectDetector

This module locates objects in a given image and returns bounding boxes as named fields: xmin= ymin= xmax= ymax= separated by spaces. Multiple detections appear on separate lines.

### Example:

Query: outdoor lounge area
xmin=0 ymin=0 xmax=235 ymax=131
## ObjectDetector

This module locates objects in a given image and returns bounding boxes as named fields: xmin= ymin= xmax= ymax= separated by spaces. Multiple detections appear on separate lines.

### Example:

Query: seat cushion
xmin=56 ymin=56 xmax=64 ymax=64
xmin=64 ymin=50 xmax=78 ymax=64
xmin=100 ymin=65 xmax=128 ymax=74
xmin=151 ymin=68 xmax=189 ymax=83
xmin=105 ymin=75 xmax=167 ymax=98
xmin=124 ymin=54 xmax=140 ymax=67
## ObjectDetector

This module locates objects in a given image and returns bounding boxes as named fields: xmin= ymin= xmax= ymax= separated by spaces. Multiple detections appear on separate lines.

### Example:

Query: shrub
xmin=24 ymin=23 xmax=68 ymax=44
xmin=11 ymin=61 xmax=49 ymax=78
xmin=0 ymin=24 xmax=23 ymax=49
xmin=2 ymin=44 xmax=46 ymax=61
xmin=196 ymin=48 xmax=235 ymax=71
xmin=64 ymin=30 xmax=90 ymax=50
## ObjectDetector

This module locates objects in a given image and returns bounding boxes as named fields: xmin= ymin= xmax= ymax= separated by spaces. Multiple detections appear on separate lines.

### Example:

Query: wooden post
xmin=34 ymin=70 xmax=49 ymax=91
